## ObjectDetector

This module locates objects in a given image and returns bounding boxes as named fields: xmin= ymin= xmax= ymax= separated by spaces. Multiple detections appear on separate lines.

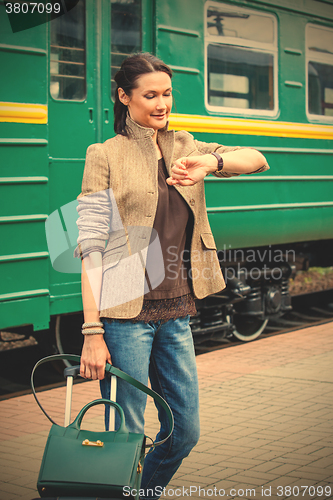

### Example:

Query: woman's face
xmin=120 ymin=71 xmax=172 ymax=132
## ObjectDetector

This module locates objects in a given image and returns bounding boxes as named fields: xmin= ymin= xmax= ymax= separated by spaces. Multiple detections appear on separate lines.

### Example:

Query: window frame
xmin=204 ymin=0 xmax=279 ymax=117
xmin=110 ymin=0 xmax=142 ymax=102
xmin=306 ymin=23 xmax=333 ymax=123
xmin=49 ymin=0 xmax=87 ymax=102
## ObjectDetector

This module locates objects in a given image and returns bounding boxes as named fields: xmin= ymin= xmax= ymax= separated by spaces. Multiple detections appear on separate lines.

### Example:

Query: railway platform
xmin=0 ymin=322 xmax=333 ymax=500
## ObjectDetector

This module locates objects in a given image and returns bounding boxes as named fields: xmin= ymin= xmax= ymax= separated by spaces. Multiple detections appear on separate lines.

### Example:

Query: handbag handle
xmin=31 ymin=354 xmax=174 ymax=448
xmin=71 ymin=398 xmax=128 ymax=434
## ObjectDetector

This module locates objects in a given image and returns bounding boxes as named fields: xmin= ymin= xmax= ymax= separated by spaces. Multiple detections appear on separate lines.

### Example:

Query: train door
xmin=47 ymin=0 xmax=97 ymax=327
xmin=48 ymin=0 xmax=95 ymax=159
xmin=102 ymin=0 xmax=144 ymax=142
xmin=46 ymin=0 xmax=148 ymax=352
xmin=154 ymin=0 xmax=203 ymax=115
xmin=47 ymin=0 xmax=147 ymax=187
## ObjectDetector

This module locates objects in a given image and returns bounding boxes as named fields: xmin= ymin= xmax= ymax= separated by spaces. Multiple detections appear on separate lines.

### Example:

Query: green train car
xmin=1 ymin=0 xmax=333 ymax=349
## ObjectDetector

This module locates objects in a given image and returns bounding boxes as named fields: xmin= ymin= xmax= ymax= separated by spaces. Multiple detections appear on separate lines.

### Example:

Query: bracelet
xmin=82 ymin=328 xmax=105 ymax=335
xmin=82 ymin=322 xmax=103 ymax=329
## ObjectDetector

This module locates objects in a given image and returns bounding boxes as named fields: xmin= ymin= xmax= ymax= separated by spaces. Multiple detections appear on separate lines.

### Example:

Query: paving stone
xmin=0 ymin=490 xmax=19 ymax=500
xmin=226 ymin=473 xmax=269 ymax=486
xmin=1 ymin=322 xmax=333 ymax=499
xmin=0 ymin=482 xmax=35 ymax=495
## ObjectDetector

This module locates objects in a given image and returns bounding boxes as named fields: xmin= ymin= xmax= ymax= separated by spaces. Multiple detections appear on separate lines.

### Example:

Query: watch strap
xmin=210 ymin=152 xmax=224 ymax=172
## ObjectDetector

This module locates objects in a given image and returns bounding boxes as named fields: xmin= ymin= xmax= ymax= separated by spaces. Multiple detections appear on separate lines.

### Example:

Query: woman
xmin=75 ymin=52 xmax=269 ymax=499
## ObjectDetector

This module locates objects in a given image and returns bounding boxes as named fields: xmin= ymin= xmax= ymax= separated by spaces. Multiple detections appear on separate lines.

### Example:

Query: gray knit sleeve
xmin=74 ymin=144 xmax=123 ymax=259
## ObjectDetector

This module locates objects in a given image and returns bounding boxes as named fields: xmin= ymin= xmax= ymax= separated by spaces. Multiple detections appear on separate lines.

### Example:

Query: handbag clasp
xmin=82 ymin=439 xmax=104 ymax=447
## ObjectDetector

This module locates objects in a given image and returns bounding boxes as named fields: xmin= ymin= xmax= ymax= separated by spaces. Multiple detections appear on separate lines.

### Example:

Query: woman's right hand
xmin=80 ymin=334 xmax=112 ymax=380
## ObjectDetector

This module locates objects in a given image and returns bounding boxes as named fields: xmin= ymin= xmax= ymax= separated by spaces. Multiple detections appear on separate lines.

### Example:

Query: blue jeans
xmin=100 ymin=316 xmax=200 ymax=500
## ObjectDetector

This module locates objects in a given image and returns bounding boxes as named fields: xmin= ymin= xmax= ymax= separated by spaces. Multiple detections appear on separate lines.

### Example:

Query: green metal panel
xmin=48 ymin=101 xmax=95 ymax=159
xmin=47 ymin=4 xmax=96 ymax=159
xmin=0 ymin=219 xmax=48 ymax=256
xmin=48 ymin=159 xmax=85 ymax=210
xmin=0 ymin=258 xmax=49 ymax=296
xmin=48 ymin=158 xmax=83 ymax=316
xmin=1 ymin=49 xmax=46 ymax=105
xmin=205 ymin=176 xmax=333 ymax=208
xmin=0 ymin=214 xmax=50 ymax=330
xmin=101 ymin=0 xmax=115 ymax=142
xmin=153 ymin=0 xmax=333 ymax=254
xmin=278 ymin=12 xmax=307 ymax=122
xmin=156 ymin=0 xmax=206 ymax=116
xmin=49 ymin=281 xmax=82 ymax=316
xmin=47 ymin=0 xmax=159 ymax=321
xmin=234 ymin=0 xmax=333 ymax=20
xmin=0 ymin=142 xmax=48 ymax=176
xmin=0 ymin=295 xmax=50 ymax=331
xmin=0 ymin=2 xmax=50 ymax=332
xmin=196 ymin=129 xmax=333 ymax=250
xmin=209 ymin=206 xmax=333 ymax=250
xmin=46 ymin=2 xmax=97 ymax=321
xmin=1 ymin=180 xmax=48 ymax=216
xmin=142 ymin=0 xmax=155 ymax=51
xmin=0 ymin=5 xmax=47 ymax=104
xmin=1 ymin=0 xmax=333 ymax=334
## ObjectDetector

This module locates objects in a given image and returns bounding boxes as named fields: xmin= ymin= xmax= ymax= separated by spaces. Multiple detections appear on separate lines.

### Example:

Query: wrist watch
xmin=210 ymin=152 xmax=224 ymax=172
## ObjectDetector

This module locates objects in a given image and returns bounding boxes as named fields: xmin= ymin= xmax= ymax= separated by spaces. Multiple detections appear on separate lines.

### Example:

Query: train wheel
xmin=230 ymin=315 xmax=268 ymax=342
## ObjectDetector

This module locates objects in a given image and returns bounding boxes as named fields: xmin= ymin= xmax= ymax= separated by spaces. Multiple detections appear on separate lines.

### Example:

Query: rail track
xmin=0 ymin=289 xmax=332 ymax=401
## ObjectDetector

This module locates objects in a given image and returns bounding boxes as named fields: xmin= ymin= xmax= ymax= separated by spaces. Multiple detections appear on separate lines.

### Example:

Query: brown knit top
xmin=104 ymin=158 xmax=196 ymax=324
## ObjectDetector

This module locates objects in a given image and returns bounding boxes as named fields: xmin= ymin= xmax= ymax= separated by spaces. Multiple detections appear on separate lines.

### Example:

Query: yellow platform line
xmin=169 ymin=114 xmax=333 ymax=140
xmin=0 ymin=102 xmax=47 ymax=124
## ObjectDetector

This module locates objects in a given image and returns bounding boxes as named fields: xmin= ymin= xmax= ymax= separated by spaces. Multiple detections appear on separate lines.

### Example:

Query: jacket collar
xmin=125 ymin=113 xmax=172 ymax=140
xmin=125 ymin=114 xmax=175 ymax=173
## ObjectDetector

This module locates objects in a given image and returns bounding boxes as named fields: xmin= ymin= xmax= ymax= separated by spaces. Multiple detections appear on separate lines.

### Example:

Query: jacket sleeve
xmin=74 ymin=144 xmax=122 ymax=259
xmin=193 ymin=138 xmax=270 ymax=178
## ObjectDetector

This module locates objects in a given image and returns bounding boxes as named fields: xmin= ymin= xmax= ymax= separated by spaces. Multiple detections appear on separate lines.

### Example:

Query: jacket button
xmin=189 ymin=199 xmax=195 ymax=206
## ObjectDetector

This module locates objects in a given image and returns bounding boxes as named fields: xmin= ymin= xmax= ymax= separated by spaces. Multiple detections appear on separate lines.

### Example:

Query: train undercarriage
xmin=4 ymin=241 xmax=333 ymax=355
xmin=192 ymin=239 xmax=333 ymax=343
xmin=191 ymin=260 xmax=295 ymax=343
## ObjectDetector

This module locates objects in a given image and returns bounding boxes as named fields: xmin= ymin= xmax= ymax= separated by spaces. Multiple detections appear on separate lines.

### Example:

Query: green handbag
xmin=31 ymin=354 xmax=174 ymax=499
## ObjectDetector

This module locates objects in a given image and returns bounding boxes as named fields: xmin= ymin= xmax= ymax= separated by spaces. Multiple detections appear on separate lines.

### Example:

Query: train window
xmin=307 ymin=25 xmax=333 ymax=119
xmin=205 ymin=2 xmax=277 ymax=115
xmin=50 ymin=0 xmax=86 ymax=101
xmin=111 ymin=0 xmax=142 ymax=100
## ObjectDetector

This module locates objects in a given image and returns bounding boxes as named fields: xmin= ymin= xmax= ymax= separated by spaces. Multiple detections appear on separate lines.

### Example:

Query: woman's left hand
xmin=166 ymin=154 xmax=217 ymax=186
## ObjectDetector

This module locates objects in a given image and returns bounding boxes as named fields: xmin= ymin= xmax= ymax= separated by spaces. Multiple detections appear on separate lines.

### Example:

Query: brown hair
xmin=113 ymin=52 xmax=173 ymax=136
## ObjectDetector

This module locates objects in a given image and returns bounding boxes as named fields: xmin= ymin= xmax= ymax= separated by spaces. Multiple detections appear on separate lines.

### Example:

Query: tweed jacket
xmin=75 ymin=115 xmax=269 ymax=319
